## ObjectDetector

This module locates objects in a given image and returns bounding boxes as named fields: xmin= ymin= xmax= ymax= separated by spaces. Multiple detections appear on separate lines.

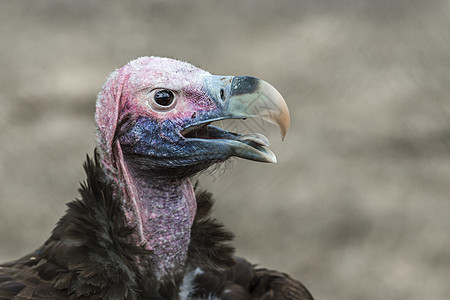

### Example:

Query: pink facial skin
xmin=95 ymin=57 xmax=216 ymax=276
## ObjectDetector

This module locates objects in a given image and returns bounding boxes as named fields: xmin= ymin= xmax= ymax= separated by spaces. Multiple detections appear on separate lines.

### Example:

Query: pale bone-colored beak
xmin=204 ymin=75 xmax=290 ymax=141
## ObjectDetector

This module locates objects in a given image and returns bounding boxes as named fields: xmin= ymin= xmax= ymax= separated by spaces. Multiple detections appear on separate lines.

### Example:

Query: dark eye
xmin=154 ymin=90 xmax=174 ymax=106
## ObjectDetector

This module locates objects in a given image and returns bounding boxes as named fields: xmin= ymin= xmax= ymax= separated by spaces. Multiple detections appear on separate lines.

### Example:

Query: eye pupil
xmin=154 ymin=90 xmax=174 ymax=106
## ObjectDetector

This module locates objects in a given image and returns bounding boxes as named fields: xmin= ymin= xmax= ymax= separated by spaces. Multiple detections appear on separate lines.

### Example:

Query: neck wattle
xmin=119 ymin=159 xmax=197 ymax=276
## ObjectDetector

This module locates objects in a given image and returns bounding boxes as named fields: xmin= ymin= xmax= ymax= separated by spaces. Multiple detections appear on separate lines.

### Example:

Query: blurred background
xmin=1 ymin=1 xmax=449 ymax=299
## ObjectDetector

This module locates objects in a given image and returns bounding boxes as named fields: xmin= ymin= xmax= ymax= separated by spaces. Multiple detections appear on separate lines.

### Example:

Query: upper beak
xmin=203 ymin=75 xmax=290 ymax=141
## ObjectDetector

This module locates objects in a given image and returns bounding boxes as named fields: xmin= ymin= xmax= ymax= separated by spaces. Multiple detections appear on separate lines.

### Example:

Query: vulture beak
xmin=182 ymin=76 xmax=290 ymax=163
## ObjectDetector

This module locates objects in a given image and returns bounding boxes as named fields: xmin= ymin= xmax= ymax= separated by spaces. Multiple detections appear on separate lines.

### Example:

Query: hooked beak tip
xmin=256 ymin=79 xmax=290 ymax=141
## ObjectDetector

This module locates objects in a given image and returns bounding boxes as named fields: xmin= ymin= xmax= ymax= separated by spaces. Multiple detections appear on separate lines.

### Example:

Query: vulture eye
xmin=149 ymin=89 xmax=177 ymax=111
xmin=154 ymin=90 xmax=174 ymax=106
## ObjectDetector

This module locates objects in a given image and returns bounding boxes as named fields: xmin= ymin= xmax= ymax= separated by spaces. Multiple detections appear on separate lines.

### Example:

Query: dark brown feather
xmin=0 ymin=153 xmax=150 ymax=299
xmin=188 ymin=256 xmax=314 ymax=300
xmin=250 ymin=268 xmax=314 ymax=300
xmin=0 ymin=152 xmax=314 ymax=299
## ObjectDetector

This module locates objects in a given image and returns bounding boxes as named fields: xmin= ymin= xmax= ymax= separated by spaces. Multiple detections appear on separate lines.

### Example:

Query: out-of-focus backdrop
xmin=1 ymin=1 xmax=449 ymax=299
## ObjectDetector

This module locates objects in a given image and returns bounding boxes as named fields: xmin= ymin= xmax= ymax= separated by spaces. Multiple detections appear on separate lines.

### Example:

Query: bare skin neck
xmin=122 ymin=162 xmax=197 ymax=277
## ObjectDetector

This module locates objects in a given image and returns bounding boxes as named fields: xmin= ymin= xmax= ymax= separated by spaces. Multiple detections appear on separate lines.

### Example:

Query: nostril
xmin=220 ymin=89 xmax=225 ymax=101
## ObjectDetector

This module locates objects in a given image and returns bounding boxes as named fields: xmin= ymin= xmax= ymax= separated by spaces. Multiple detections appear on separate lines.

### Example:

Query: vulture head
xmin=95 ymin=57 xmax=289 ymax=277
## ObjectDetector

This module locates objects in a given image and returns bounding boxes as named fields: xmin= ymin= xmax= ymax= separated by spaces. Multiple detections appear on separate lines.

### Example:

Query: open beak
xmin=182 ymin=75 xmax=290 ymax=163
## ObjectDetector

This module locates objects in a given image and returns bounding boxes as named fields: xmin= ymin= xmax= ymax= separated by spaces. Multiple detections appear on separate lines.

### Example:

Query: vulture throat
xmin=95 ymin=57 xmax=290 ymax=277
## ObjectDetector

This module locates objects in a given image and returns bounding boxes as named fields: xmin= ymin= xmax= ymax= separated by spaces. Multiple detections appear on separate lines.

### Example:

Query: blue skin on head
xmin=119 ymin=115 xmax=234 ymax=178
xmin=119 ymin=75 xmax=288 ymax=178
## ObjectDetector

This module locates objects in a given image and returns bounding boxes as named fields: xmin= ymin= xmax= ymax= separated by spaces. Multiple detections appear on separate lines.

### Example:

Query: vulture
xmin=0 ymin=57 xmax=313 ymax=300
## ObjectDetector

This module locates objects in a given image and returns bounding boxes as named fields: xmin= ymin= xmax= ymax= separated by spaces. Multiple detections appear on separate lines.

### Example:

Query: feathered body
xmin=0 ymin=57 xmax=313 ymax=299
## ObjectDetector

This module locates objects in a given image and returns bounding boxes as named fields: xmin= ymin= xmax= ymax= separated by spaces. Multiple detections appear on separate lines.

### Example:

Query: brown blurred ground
xmin=1 ymin=1 xmax=449 ymax=299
